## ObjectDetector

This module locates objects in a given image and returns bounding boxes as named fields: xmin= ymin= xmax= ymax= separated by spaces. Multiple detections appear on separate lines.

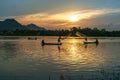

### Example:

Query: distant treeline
xmin=0 ymin=27 xmax=120 ymax=37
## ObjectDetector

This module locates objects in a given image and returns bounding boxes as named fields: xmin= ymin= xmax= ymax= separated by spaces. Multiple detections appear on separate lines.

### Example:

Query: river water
xmin=0 ymin=36 xmax=120 ymax=80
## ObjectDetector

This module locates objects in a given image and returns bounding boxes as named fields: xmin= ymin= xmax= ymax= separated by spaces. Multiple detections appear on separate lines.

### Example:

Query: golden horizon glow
xmin=69 ymin=15 xmax=79 ymax=22
xmin=59 ymin=38 xmax=105 ymax=71
xmin=14 ymin=9 xmax=120 ymax=29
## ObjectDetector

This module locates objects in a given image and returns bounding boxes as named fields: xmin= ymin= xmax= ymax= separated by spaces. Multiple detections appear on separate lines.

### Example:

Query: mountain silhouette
xmin=0 ymin=19 xmax=25 ymax=30
xmin=0 ymin=19 xmax=45 ymax=31
xmin=26 ymin=23 xmax=45 ymax=30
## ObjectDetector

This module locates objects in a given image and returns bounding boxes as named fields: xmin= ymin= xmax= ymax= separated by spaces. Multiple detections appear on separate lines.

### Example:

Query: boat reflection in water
xmin=40 ymin=38 xmax=105 ymax=73
xmin=0 ymin=36 xmax=120 ymax=80
xmin=58 ymin=38 xmax=105 ymax=73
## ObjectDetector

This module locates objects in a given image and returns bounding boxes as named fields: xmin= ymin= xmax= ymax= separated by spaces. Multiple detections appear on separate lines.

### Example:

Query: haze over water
xmin=0 ymin=36 xmax=120 ymax=80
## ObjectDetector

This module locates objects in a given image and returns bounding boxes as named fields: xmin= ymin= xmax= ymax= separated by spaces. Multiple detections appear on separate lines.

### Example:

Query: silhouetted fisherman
xmin=58 ymin=36 xmax=61 ymax=42
xmin=41 ymin=39 xmax=45 ymax=46
xmin=85 ymin=37 xmax=87 ymax=41
xmin=95 ymin=38 xmax=99 ymax=44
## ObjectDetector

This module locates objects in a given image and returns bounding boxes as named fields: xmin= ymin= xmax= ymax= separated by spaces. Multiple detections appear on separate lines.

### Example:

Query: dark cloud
xmin=0 ymin=0 xmax=120 ymax=30
xmin=82 ymin=12 xmax=120 ymax=25
xmin=0 ymin=0 xmax=120 ymax=17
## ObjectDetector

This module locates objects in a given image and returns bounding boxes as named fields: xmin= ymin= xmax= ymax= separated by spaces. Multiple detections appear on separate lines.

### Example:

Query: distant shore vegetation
xmin=0 ymin=27 xmax=120 ymax=37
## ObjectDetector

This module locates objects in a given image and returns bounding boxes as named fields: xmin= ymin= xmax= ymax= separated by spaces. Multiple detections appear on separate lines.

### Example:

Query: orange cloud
xmin=15 ymin=9 xmax=120 ymax=29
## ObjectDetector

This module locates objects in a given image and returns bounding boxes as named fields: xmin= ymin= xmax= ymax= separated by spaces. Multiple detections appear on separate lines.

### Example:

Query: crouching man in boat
xmin=41 ymin=40 xmax=45 ymax=46
xmin=95 ymin=38 xmax=99 ymax=44
xmin=85 ymin=37 xmax=87 ymax=41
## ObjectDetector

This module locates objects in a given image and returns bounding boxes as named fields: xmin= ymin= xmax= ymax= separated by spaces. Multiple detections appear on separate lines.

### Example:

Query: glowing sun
xmin=69 ymin=15 xmax=79 ymax=22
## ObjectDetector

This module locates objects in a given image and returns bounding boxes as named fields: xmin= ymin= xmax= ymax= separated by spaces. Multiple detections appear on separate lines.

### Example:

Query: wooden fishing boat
xmin=83 ymin=41 xmax=99 ymax=44
xmin=28 ymin=37 xmax=37 ymax=40
xmin=41 ymin=42 xmax=62 ymax=46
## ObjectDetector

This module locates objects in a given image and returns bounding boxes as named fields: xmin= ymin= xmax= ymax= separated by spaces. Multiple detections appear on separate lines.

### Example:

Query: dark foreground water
xmin=0 ymin=36 xmax=120 ymax=80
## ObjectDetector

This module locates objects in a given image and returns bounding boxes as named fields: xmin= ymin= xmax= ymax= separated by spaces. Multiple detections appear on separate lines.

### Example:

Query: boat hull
xmin=44 ymin=43 xmax=62 ymax=45
xmin=41 ymin=42 xmax=62 ymax=46
xmin=28 ymin=37 xmax=37 ymax=40
xmin=83 ymin=41 xmax=99 ymax=44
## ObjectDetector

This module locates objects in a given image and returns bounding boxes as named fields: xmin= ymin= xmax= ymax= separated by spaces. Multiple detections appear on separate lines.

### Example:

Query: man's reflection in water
xmin=84 ymin=44 xmax=88 ymax=49
xmin=58 ymin=45 xmax=61 ymax=53
xmin=84 ymin=43 xmax=99 ymax=49
xmin=96 ymin=43 xmax=99 ymax=47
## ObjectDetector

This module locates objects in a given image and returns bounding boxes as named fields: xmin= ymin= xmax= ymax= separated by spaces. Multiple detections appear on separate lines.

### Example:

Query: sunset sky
xmin=0 ymin=0 xmax=120 ymax=29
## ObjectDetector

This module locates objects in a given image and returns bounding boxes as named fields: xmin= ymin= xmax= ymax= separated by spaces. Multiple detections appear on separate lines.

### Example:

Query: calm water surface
xmin=0 ymin=36 xmax=120 ymax=80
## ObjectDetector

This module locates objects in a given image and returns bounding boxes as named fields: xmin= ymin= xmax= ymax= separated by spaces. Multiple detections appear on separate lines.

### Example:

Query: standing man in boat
xmin=58 ymin=36 xmax=61 ymax=42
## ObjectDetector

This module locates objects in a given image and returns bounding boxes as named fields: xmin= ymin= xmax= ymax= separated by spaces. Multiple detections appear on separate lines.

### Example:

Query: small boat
xmin=41 ymin=42 xmax=62 ymax=46
xmin=28 ymin=37 xmax=37 ymax=40
xmin=83 ymin=41 xmax=99 ymax=44
xmin=44 ymin=43 xmax=62 ymax=45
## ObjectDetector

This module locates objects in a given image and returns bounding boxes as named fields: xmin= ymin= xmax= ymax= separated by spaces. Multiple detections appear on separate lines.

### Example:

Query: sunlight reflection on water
xmin=0 ymin=37 xmax=120 ymax=79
